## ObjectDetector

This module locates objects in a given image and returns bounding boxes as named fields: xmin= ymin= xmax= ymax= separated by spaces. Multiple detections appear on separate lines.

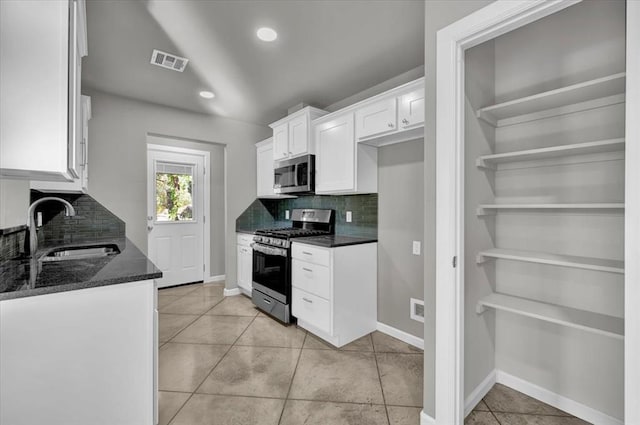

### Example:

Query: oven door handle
xmin=251 ymin=243 xmax=288 ymax=257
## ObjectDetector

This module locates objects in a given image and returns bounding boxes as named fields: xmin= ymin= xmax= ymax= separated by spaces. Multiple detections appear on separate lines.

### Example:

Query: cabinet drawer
xmin=292 ymin=259 xmax=330 ymax=299
xmin=292 ymin=243 xmax=330 ymax=266
xmin=355 ymin=97 xmax=397 ymax=140
xmin=292 ymin=288 xmax=331 ymax=334
xmin=237 ymin=233 xmax=254 ymax=246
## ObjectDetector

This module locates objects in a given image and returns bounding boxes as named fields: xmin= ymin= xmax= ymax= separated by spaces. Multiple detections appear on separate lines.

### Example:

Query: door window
xmin=155 ymin=161 xmax=195 ymax=222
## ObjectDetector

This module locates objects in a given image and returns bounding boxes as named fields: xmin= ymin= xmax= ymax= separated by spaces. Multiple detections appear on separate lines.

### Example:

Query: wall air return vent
xmin=150 ymin=49 xmax=189 ymax=72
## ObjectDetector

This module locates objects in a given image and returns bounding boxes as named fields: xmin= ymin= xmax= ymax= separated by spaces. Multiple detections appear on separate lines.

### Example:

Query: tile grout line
xmin=276 ymin=331 xmax=308 ymax=425
xmin=371 ymin=334 xmax=393 ymax=425
xmin=161 ymin=285 xmax=257 ymax=425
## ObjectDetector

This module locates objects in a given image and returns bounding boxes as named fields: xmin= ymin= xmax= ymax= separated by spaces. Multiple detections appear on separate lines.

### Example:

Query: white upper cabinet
xmin=256 ymin=139 xmax=275 ymax=197
xmin=398 ymin=87 xmax=425 ymax=129
xmin=0 ymin=0 xmax=88 ymax=181
xmin=269 ymin=106 xmax=327 ymax=162
xmin=272 ymin=124 xmax=289 ymax=161
xmin=350 ymin=78 xmax=425 ymax=147
xmin=355 ymin=97 xmax=398 ymax=140
xmin=315 ymin=114 xmax=356 ymax=193
xmin=255 ymin=138 xmax=295 ymax=199
xmin=31 ymin=96 xmax=92 ymax=193
xmin=314 ymin=112 xmax=378 ymax=195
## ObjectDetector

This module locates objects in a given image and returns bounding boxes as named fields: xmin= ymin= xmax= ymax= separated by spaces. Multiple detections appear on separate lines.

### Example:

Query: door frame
xmin=434 ymin=1 xmax=639 ymax=424
xmin=147 ymin=142 xmax=211 ymax=282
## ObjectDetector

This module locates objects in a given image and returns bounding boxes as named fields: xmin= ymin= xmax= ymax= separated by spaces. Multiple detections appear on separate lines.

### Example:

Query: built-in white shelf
xmin=476 ymin=73 xmax=626 ymax=127
xmin=477 ymin=203 xmax=624 ymax=216
xmin=476 ymin=293 xmax=624 ymax=340
xmin=476 ymin=138 xmax=625 ymax=169
xmin=476 ymin=248 xmax=624 ymax=274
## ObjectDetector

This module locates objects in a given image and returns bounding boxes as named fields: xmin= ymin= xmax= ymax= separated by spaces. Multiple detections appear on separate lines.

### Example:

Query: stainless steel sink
xmin=41 ymin=244 xmax=120 ymax=262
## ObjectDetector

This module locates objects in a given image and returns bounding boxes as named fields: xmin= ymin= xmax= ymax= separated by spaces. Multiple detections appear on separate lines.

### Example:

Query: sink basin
xmin=41 ymin=244 xmax=120 ymax=262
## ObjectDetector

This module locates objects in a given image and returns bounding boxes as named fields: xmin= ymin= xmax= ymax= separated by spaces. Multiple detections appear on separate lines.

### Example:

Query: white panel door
xmin=148 ymin=149 xmax=204 ymax=288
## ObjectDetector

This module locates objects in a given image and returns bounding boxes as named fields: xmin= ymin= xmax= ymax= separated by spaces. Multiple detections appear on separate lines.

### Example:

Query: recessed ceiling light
xmin=199 ymin=91 xmax=215 ymax=99
xmin=257 ymin=27 xmax=278 ymax=42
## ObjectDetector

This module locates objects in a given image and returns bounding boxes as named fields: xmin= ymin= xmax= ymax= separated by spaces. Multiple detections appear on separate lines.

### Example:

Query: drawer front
xmin=291 ymin=243 xmax=330 ymax=266
xmin=237 ymin=233 xmax=254 ymax=246
xmin=292 ymin=288 xmax=331 ymax=334
xmin=292 ymin=259 xmax=330 ymax=300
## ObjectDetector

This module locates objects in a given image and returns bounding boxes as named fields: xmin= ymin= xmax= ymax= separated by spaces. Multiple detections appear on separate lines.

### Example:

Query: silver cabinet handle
xmin=147 ymin=226 xmax=153 ymax=231
xmin=303 ymin=267 xmax=313 ymax=272
xmin=263 ymin=298 xmax=271 ymax=304
xmin=147 ymin=216 xmax=153 ymax=220
xmin=402 ymin=118 xmax=409 ymax=124
xmin=302 ymin=251 xmax=313 ymax=255
xmin=302 ymin=297 xmax=313 ymax=303
xmin=388 ymin=122 xmax=394 ymax=128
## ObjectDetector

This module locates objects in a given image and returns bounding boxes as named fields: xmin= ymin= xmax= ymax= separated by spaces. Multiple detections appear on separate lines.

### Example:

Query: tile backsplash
xmin=0 ymin=226 xmax=27 ymax=262
xmin=236 ymin=194 xmax=378 ymax=238
xmin=30 ymin=191 xmax=125 ymax=247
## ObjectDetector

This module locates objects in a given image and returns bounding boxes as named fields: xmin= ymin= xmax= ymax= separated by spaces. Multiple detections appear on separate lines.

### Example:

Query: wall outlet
xmin=410 ymin=298 xmax=425 ymax=323
xmin=412 ymin=241 xmax=421 ymax=255
xmin=346 ymin=211 xmax=352 ymax=222
xmin=285 ymin=210 xmax=290 ymax=220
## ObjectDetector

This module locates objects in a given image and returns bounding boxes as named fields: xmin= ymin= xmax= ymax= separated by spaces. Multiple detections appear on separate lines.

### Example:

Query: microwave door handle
xmin=293 ymin=164 xmax=299 ymax=188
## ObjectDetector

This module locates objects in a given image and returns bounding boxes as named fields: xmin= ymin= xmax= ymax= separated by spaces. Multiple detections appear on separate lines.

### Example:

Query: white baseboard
xmin=205 ymin=274 xmax=225 ymax=283
xmin=420 ymin=411 xmax=436 ymax=425
xmin=376 ymin=322 xmax=424 ymax=349
xmin=464 ymin=370 xmax=496 ymax=416
xmin=223 ymin=287 xmax=241 ymax=296
xmin=495 ymin=370 xmax=623 ymax=425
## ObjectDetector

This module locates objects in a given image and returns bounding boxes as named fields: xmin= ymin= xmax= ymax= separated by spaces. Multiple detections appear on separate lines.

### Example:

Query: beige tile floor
xmin=158 ymin=282 xmax=589 ymax=425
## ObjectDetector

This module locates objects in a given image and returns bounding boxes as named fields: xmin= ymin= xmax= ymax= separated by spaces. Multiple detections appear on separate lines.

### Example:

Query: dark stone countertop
xmin=0 ymin=238 xmax=162 ymax=301
xmin=294 ymin=235 xmax=378 ymax=248
xmin=236 ymin=228 xmax=256 ymax=235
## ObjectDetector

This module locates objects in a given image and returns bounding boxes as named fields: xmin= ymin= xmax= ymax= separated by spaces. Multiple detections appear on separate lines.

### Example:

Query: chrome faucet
xmin=27 ymin=197 xmax=76 ymax=259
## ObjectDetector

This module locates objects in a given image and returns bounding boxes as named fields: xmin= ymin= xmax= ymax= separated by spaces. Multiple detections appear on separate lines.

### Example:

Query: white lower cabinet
xmin=236 ymin=233 xmax=253 ymax=295
xmin=0 ymin=280 xmax=156 ymax=425
xmin=291 ymin=241 xmax=377 ymax=347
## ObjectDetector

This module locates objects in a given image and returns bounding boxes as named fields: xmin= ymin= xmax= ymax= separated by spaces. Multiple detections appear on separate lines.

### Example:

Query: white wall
xmin=84 ymin=90 xmax=270 ymax=286
xmin=0 ymin=179 xmax=29 ymax=228
xmin=423 ymin=0 xmax=495 ymax=415
xmin=377 ymin=139 xmax=424 ymax=338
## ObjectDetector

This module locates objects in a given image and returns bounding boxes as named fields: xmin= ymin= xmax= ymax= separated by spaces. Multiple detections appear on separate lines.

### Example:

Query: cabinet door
xmin=398 ymin=88 xmax=425 ymax=129
xmin=256 ymin=144 xmax=275 ymax=197
xmin=288 ymin=114 xmax=309 ymax=157
xmin=315 ymin=113 xmax=356 ymax=194
xmin=237 ymin=245 xmax=253 ymax=292
xmin=0 ymin=1 xmax=71 ymax=180
xmin=355 ymin=97 xmax=397 ymax=140
xmin=272 ymin=123 xmax=289 ymax=161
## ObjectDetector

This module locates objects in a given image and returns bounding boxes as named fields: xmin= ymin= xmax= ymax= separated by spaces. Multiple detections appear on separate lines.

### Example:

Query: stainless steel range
xmin=251 ymin=208 xmax=335 ymax=323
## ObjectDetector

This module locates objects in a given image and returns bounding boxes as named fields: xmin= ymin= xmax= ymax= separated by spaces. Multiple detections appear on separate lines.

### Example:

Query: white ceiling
xmin=82 ymin=0 xmax=425 ymax=125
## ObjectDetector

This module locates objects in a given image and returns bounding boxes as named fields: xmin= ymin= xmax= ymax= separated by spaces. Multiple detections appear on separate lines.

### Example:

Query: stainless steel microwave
xmin=274 ymin=154 xmax=315 ymax=194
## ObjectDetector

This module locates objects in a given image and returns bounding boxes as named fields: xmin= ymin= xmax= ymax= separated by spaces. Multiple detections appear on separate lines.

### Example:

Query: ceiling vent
xmin=150 ymin=49 xmax=189 ymax=72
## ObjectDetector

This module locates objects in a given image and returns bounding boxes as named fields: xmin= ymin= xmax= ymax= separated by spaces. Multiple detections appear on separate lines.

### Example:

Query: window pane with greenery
xmin=155 ymin=163 xmax=194 ymax=222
